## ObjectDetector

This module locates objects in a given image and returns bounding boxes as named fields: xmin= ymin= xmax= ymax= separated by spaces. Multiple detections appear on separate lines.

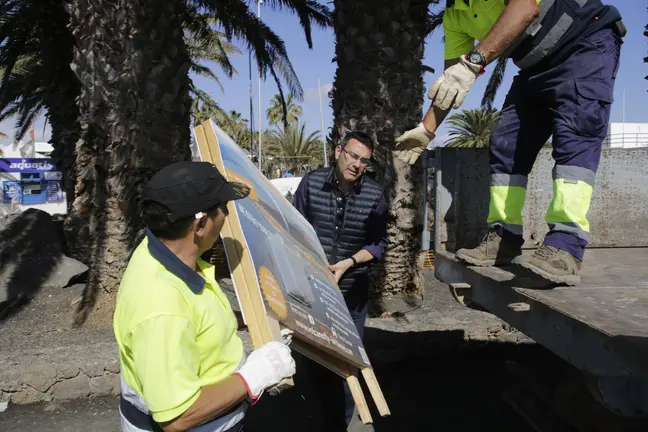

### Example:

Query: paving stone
xmin=89 ymin=375 xmax=119 ymax=396
xmin=105 ymin=359 xmax=120 ymax=374
xmin=83 ymin=361 xmax=107 ymax=378
xmin=10 ymin=386 xmax=45 ymax=404
xmin=20 ymin=364 xmax=57 ymax=392
xmin=50 ymin=374 xmax=90 ymax=400
xmin=0 ymin=369 xmax=23 ymax=392
xmin=56 ymin=365 xmax=80 ymax=380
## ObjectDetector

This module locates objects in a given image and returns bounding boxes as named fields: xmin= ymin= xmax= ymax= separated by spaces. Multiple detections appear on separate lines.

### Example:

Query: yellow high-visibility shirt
xmin=443 ymin=0 xmax=542 ymax=60
xmin=113 ymin=231 xmax=243 ymax=423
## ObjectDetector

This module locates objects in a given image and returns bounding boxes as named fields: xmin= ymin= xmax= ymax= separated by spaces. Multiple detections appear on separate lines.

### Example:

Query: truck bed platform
xmin=435 ymin=248 xmax=648 ymax=379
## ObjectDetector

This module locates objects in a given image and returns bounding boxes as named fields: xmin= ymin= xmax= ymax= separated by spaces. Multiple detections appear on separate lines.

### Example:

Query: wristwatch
xmin=466 ymin=48 xmax=487 ymax=67
xmin=349 ymin=256 xmax=357 ymax=267
xmin=465 ymin=48 xmax=487 ymax=76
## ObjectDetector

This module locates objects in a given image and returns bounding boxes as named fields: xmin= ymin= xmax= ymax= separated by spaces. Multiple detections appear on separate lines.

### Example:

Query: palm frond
xmin=481 ymin=57 xmax=508 ymax=110
xmin=253 ymin=0 xmax=332 ymax=48
xmin=189 ymin=61 xmax=224 ymax=92
xmin=422 ymin=65 xmax=436 ymax=74
xmin=190 ymin=81 xmax=228 ymax=123
xmin=426 ymin=10 xmax=445 ymax=37
xmin=266 ymin=93 xmax=302 ymax=127
xmin=265 ymin=120 xmax=322 ymax=170
xmin=197 ymin=0 xmax=329 ymax=103
xmin=184 ymin=12 xmax=241 ymax=78
xmin=446 ymin=108 xmax=501 ymax=148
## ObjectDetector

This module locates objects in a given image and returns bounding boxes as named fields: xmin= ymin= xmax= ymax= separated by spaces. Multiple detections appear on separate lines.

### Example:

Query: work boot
xmin=516 ymin=244 xmax=581 ymax=286
xmin=455 ymin=230 xmax=522 ymax=267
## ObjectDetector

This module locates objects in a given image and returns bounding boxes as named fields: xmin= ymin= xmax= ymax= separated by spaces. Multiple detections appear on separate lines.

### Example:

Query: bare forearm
xmin=162 ymin=376 xmax=247 ymax=432
xmin=421 ymin=104 xmax=452 ymax=136
xmin=421 ymin=58 xmax=460 ymax=131
xmin=476 ymin=0 xmax=539 ymax=64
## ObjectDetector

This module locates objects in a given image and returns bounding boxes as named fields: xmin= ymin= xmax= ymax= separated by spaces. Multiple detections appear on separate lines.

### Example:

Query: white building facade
xmin=603 ymin=123 xmax=648 ymax=149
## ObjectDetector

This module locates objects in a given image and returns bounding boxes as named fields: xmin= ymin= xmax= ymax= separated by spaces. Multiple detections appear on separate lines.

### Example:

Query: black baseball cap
xmin=142 ymin=161 xmax=250 ymax=221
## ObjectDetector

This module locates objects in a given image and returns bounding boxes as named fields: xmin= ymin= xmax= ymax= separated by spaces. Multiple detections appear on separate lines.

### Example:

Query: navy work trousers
xmin=489 ymin=27 xmax=622 ymax=260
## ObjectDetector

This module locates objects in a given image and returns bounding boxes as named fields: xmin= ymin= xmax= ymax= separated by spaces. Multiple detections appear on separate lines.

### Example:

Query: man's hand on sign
xmin=234 ymin=341 xmax=295 ymax=401
xmin=394 ymin=123 xmax=435 ymax=165
xmin=329 ymin=259 xmax=353 ymax=283
xmin=280 ymin=328 xmax=293 ymax=346
xmin=428 ymin=56 xmax=482 ymax=111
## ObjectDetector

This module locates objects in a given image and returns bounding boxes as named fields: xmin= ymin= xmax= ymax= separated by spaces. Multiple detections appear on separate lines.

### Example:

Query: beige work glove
xmin=428 ymin=55 xmax=482 ymax=111
xmin=235 ymin=340 xmax=295 ymax=401
xmin=394 ymin=123 xmax=435 ymax=165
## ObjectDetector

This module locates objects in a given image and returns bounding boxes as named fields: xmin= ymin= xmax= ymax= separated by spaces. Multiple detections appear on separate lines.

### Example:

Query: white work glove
xmin=428 ymin=55 xmax=482 ymax=111
xmin=235 ymin=340 xmax=296 ymax=400
xmin=266 ymin=329 xmax=294 ymax=396
xmin=394 ymin=123 xmax=435 ymax=165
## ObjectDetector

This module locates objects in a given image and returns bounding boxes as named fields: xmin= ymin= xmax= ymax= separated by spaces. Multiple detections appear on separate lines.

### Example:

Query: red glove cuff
xmin=421 ymin=122 xmax=435 ymax=136
xmin=234 ymin=372 xmax=261 ymax=405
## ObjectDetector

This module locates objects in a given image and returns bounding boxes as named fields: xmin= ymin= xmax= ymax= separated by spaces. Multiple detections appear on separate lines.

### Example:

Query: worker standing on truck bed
xmin=396 ymin=0 xmax=624 ymax=285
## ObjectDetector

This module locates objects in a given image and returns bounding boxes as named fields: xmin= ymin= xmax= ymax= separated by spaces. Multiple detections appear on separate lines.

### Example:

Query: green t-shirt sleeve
xmin=131 ymin=315 xmax=202 ymax=423
xmin=443 ymin=10 xmax=475 ymax=60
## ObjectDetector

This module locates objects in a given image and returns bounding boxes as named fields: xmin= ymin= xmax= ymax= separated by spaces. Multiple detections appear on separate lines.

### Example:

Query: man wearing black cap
xmin=114 ymin=161 xmax=296 ymax=432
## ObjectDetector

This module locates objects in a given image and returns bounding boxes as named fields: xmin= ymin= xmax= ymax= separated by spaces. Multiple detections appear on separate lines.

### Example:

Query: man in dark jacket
xmin=292 ymin=130 xmax=388 ymax=429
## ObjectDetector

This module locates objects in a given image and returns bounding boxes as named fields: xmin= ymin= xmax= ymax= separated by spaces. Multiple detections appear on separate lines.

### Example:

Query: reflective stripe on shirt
xmin=119 ymin=374 xmax=246 ymax=432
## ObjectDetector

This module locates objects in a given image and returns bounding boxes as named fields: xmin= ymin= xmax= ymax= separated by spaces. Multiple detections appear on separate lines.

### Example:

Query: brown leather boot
xmin=455 ymin=230 xmax=522 ymax=267
xmin=517 ymin=244 xmax=581 ymax=286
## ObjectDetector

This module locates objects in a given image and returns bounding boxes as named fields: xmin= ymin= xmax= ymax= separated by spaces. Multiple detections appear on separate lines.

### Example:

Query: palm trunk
xmin=68 ymin=0 xmax=191 ymax=325
xmin=331 ymin=0 xmax=432 ymax=298
xmin=27 ymin=0 xmax=83 ymax=258
xmin=50 ymin=94 xmax=86 ymax=262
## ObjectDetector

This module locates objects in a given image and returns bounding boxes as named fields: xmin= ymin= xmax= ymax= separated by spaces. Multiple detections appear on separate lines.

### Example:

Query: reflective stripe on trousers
xmin=487 ymin=174 xmax=526 ymax=236
xmin=545 ymin=165 xmax=594 ymax=242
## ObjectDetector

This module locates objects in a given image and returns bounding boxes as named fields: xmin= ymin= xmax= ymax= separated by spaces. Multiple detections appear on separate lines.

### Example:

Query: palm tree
xmin=266 ymin=93 xmax=303 ymax=127
xmin=0 ymin=0 xmax=81 ymax=210
xmin=446 ymin=108 xmax=501 ymax=148
xmin=186 ymin=15 xmax=241 ymax=124
xmin=0 ymin=4 xmax=243 ymax=200
xmin=66 ymin=0 xmax=331 ymax=324
xmin=329 ymin=0 xmax=441 ymax=297
xmin=217 ymin=110 xmax=253 ymax=151
xmin=266 ymin=121 xmax=322 ymax=175
xmin=191 ymin=99 xmax=227 ymax=126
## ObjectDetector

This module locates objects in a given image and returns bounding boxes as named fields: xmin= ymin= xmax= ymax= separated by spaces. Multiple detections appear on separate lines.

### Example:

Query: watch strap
xmin=349 ymin=256 xmax=357 ymax=266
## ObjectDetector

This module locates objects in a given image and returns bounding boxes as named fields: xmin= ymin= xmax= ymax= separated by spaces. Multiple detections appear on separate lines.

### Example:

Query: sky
xmin=1 ymin=0 xmax=646 ymax=148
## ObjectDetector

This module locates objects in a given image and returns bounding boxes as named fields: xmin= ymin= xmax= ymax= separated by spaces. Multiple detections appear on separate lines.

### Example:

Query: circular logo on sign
xmin=258 ymin=266 xmax=287 ymax=320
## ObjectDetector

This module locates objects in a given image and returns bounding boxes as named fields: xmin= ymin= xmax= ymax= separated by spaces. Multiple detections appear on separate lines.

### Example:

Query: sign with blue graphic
xmin=203 ymin=122 xmax=371 ymax=369
xmin=45 ymin=180 xmax=64 ymax=202
xmin=2 ymin=181 xmax=22 ymax=203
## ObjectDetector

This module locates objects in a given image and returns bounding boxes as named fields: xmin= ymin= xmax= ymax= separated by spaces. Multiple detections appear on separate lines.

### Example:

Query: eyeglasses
xmin=341 ymin=147 xmax=371 ymax=166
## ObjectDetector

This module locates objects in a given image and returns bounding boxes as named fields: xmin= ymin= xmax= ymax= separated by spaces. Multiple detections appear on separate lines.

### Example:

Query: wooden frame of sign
xmin=194 ymin=120 xmax=389 ymax=424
